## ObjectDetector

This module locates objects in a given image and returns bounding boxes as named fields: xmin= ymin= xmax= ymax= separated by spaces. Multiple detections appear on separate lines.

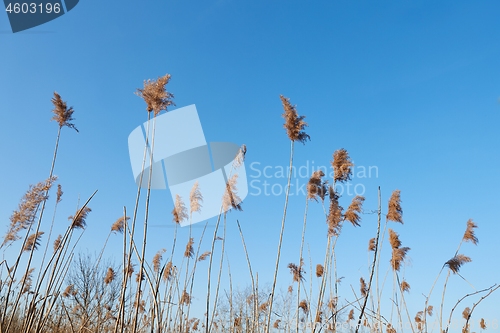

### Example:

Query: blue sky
xmin=1 ymin=0 xmax=499 ymax=330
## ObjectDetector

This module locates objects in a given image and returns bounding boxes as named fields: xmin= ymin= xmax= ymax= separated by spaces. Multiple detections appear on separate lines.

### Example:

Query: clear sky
xmin=1 ymin=0 xmax=499 ymax=330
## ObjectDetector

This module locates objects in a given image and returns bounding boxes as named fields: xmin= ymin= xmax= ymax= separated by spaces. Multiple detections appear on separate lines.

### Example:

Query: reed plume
xmin=387 ymin=190 xmax=403 ymax=223
xmin=3 ymin=176 xmax=56 ymax=246
xmin=233 ymin=144 xmax=247 ymax=169
xmin=198 ymin=251 xmax=211 ymax=262
xmin=288 ymin=259 xmax=305 ymax=283
xmin=104 ymin=267 xmax=115 ymax=284
xmin=331 ymin=149 xmax=353 ymax=183
xmin=389 ymin=229 xmax=401 ymax=249
xmin=23 ymin=231 xmax=44 ymax=252
xmin=345 ymin=195 xmax=365 ymax=227
xmin=360 ymin=277 xmax=368 ymax=297
xmin=462 ymin=307 xmax=471 ymax=320
xmin=273 ymin=320 xmax=280 ymax=329
xmin=152 ymin=249 xmax=166 ymax=272
xmin=298 ymin=300 xmax=309 ymax=314
xmin=280 ymin=95 xmax=309 ymax=143
xmin=162 ymin=261 xmax=173 ymax=281
xmin=391 ymin=247 xmax=410 ymax=271
xmin=480 ymin=318 xmax=486 ymax=329
xmin=189 ymin=181 xmax=203 ymax=215
xmin=327 ymin=187 xmax=343 ymax=237
xmin=172 ymin=195 xmax=188 ymax=224
xmin=21 ymin=268 xmax=35 ymax=294
xmin=51 ymin=92 xmax=78 ymax=131
xmin=69 ymin=206 xmax=91 ymax=229
xmin=135 ymin=74 xmax=175 ymax=116
xmin=53 ymin=234 xmax=62 ymax=252
xmin=348 ymin=309 xmax=355 ymax=321
xmin=463 ymin=219 xmax=478 ymax=245
xmin=307 ymin=170 xmax=327 ymax=202
xmin=400 ymin=280 xmax=411 ymax=293
xmin=111 ymin=216 xmax=129 ymax=233
xmin=426 ymin=305 xmax=433 ymax=316
xmin=445 ymin=254 xmax=472 ymax=274
xmin=62 ymin=284 xmax=75 ymax=297
xmin=368 ymin=238 xmax=376 ymax=251
xmin=222 ymin=174 xmax=243 ymax=211
xmin=316 ymin=264 xmax=324 ymax=277
xmin=56 ymin=184 xmax=63 ymax=203
xmin=180 ymin=290 xmax=191 ymax=305
xmin=184 ymin=238 xmax=194 ymax=258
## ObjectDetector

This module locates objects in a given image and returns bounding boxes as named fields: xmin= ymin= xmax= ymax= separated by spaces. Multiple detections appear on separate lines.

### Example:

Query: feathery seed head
xmin=51 ymin=92 xmax=78 ymax=131
xmin=189 ymin=181 xmax=203 ymax=215
xmin=172 ymin=195 xmax=188 ymax=224
xmin=69 ymin=206 xmax=91 ymax=229
xmin=136 ymin=74 xmax=175 ymax=116
xmin=387 ymin=190 xmax=403 ymax=223
xmin=222 ymin=174 xmax=243 ymax=212
xmin=23 ymin=232 xmax=44 ymax=252
xmin=111 ymin=216 xmax=129 ymax=233
xmin=345 ymin=195 xmax=365 ymax=227
xmin=331 ymin=149 xmax=353 ymax=183
xmin=445 ymin=254 xmax=472 ymax=274
xmin=280 ymin=95 xmax=310 ymax=143
xmin=307 ymin=170 xmax=327 ymax=202
xmin=463 ymin=219 xmax=478 ymax=245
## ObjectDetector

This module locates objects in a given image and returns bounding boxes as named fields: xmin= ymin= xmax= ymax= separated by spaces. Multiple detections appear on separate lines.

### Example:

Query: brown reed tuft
xmin=327 ymin=187 xmax=343 ymax=237
xmin=332 ymin=149 xmax=353 ymax=183
xmin=4 ymin=176 xmax=56 ymax=246
xmin=463 ymin=219 xmax=478 ymax=245
xmin=345 ymin=195 xmax=365 ymax=226
xmin=389 ymin=229 xmax=402 ymax=249
xmin=21 ymin=268 xmax=35 ymax=294
xmin=288 ymin=258 xmax=305 ymax=283
xmin=400 ymin=280 xmax=411 ymax=293
xmin=62 ymin=284 xmax=76 ymax=298
xmin=360 ymin=277 xmax=368 ymax=297
xmin=23 ymin=231 xmax=44 ymax=252
xmin=198 ymin=251 xmax=211 ymax=262
xmin=234 ymin=317 xmax=242 ymax=327
xmin=315 ymin=311 xmax=323 ymax=323
xmin=162 ymin=261 xmax=173 ymax=281
xmin=152 ymin=249 xmax=166 ymax=272
xmin=104 ymin=267 xmax=115 ymax=284
xmin=69 ymin=206 xmax=91 ymax=229
xmin=368 ymin=238 xmax=376 ymax=251
xmin=415 ymin=311 xmax=424 ymax=328
xmin=462 ymin=307 xmax=471 ymax=320
xmin=386 ymin=324 xmax=397 ymax=333
xmin=111 ymin=216 xmax=129 ymax=234
xmin=387 ymin=190 xmax=403 ymax=223
xmin=288 ymin=285 xmax=293 ymax=293
xmin=56 ymin=184 xmax=63 ymax=203
xmin=328 ymin=297 xmax=337 ymax=311
xmin=480 ymin=318 xmax=486 ymax=330
xmin=222 ymin=174 xmax=243 ymax=212
xmin=298 ymin=300 xmax=309 ymax=314
xmin=307 ymin=170 xmax=327 ymax=202
xmin=259 ymin=301 xmax=269 ymax=312
xmin=124 ymin=261 xmax=134 ymax=279
xmin=426 ymin=305 xmax=433 ymax=316
xmin=190 ymin=181 xmax=203 ymax=215
xmin=184 ymin=238 xmax=194 ymax=258
xmin=391 ymin=246 xmax=410 ymax=271
xmin=135 ymin=271 xmax=145 ymax=283
xmin=348 ymin=309 xmax=354 ymax=321
xmin=445 ymin=254 xmax=472 ymax=274
xmin=53 ymin=234 xmax=62 ymax=252
xmin=180 ymin=290 xmax=191 ymax=305
xmin=192 ymin=319 xmax=200 ymax=331
xmin=316 ymin=264 xmax=324 ymax=277
xmin=273 ymin=320 xmax=281 ymax=329
xmin=135 ymin=74 xmax=175 ymax=116
xmin=51 ymin=92 xmax=78 ymax=131
xmin=233 ymin=144 xmax=247 ymax=169
xmin=280 ymin=95 xmax=310 ymax=143
xmin=172 ymin=194 xmax=188 ymax=224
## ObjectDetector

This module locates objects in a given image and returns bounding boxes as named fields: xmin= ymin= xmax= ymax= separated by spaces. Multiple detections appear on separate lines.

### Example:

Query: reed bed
xmin=0 ymin=76 xmax=497 ymax=333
